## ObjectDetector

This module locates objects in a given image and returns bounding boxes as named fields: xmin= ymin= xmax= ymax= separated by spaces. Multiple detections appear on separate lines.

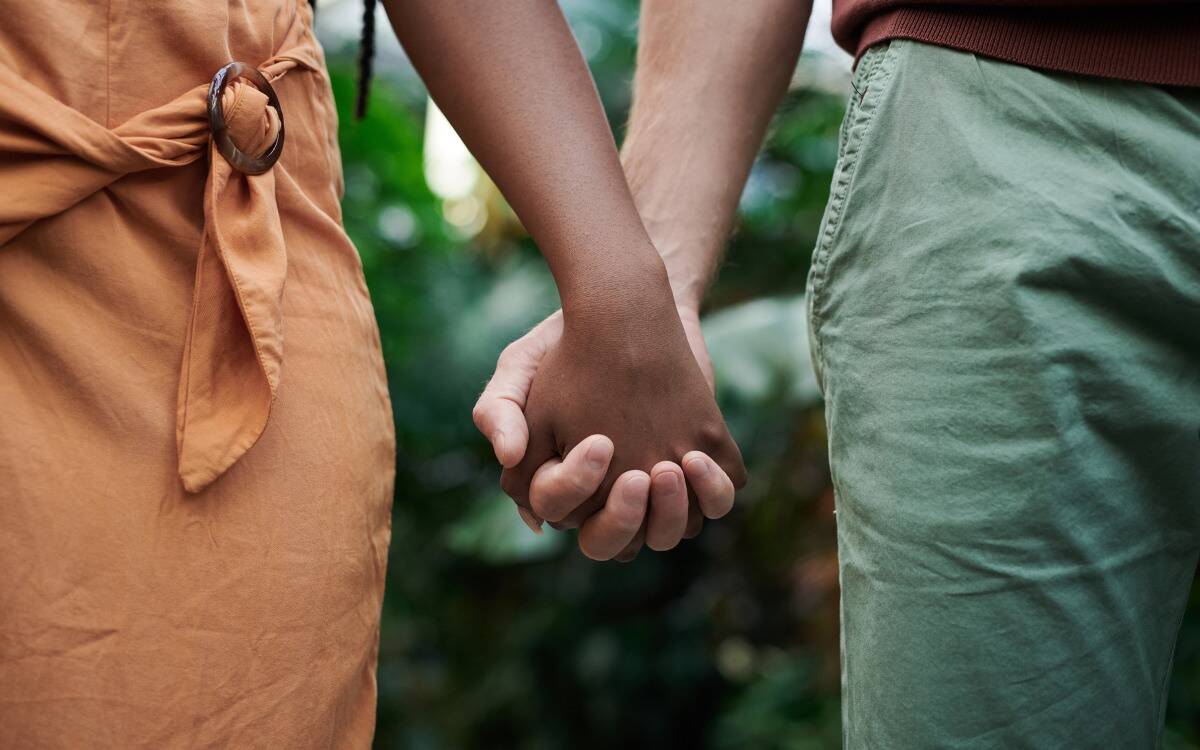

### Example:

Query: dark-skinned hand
xmin=499 ymin=271 xmax=746 ymax=557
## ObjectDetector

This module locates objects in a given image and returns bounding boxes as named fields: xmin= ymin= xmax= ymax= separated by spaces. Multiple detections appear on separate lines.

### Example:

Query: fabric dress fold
xmin=0 ymin=2 xmax=394 ymax=746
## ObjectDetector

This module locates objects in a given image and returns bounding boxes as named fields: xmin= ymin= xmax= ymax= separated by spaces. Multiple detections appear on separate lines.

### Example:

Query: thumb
xmin=472 ymin=392 xmax=530 ymax=468
xmin=472 ymin=312 xmax=562 ymax=467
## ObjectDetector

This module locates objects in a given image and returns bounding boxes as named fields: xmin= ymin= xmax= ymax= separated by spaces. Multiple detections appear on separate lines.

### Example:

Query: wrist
xmin=622 ymin=153 xmax=724 ymax=317
xmin=559 ymin=245 xmax=676 ymax=327
xmin=659 ymin=248 xmax=709 ymax=316
xmin=641 ymin=229 xmax=717 ymax=316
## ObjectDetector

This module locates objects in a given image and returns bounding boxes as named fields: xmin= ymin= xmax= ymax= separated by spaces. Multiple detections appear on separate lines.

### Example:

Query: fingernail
xmin=686 ymin=456 xmax=710 ymax=477
xmin=586 ymin=437 xmax=612 ymax=471
xmin=518 ymin=508 xmax=544 ymax=535
xmin=626 ymin=474 xmax=650 ymax=498
xmin=653 ymin=471 xmax=679 ymax=494
xmin=494 ymin=431 xmax=509 ymax=464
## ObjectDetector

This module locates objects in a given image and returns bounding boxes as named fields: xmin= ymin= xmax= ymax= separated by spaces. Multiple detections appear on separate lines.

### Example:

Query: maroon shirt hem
xmin=851 ymin=7 xmax=1200 ymax=87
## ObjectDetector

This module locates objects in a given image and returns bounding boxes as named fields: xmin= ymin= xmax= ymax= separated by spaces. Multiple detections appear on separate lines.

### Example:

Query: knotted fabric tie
xmin=0 ymin=36 xmax=322 ymax=492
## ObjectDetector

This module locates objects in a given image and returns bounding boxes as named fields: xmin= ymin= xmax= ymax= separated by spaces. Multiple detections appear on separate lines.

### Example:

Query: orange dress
xmin=0 ymin=1 xmax=395 ymax=746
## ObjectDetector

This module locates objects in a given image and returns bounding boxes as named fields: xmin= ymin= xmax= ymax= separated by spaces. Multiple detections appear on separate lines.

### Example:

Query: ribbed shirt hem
xmin=856 ymin=7 xmax=1200 ymax=87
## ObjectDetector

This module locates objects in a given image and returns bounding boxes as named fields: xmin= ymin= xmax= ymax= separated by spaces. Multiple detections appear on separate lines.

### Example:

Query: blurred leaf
xmin=445 ymin=492 xmax=566 ymax=563
xmin=705 ymin=295 xmax=821 ymax=408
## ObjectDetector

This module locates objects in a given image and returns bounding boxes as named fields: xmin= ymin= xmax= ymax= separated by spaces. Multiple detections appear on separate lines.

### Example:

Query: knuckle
xmin=698 ymin=420 xmax=726 ymax=445
xmin=497 ymin=341 xmax=519 ymax=362
xmin=497 ymin=341 xmax=526 ymax=369
xmin=470 ymin=400 xmax=490 ymax=431
xmin=569 ymin=469 xmax=598 ymax=496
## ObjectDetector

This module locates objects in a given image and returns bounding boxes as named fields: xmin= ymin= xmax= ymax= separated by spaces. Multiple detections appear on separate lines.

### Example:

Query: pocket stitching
xmin=807 ymin=43 xmax=899 ymax=376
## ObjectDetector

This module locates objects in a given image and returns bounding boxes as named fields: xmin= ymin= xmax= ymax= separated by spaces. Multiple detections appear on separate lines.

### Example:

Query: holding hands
xmin=473 ymin=266 xmax=745 ymax=562
xmin=384 ymin=0 xmax=801 ymax=561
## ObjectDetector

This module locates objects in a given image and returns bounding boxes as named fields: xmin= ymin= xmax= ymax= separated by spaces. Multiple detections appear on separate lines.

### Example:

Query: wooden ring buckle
xmin=207 ymin=61 xmax=285 ymax=175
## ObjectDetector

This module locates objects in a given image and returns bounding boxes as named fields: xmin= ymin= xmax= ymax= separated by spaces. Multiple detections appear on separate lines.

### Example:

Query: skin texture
xmin=474 ymin=0 xmax=813 ymax=560
xmin=381 ymin=1 xmax=747 ymax=559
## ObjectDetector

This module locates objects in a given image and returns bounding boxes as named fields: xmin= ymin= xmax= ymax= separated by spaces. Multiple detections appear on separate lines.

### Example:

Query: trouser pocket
xmin=805 ymin=42 xmax=898 ymax=395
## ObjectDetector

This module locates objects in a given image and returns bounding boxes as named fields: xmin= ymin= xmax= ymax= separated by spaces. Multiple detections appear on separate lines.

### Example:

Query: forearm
xmin=382 ymin=1 xmax=667 ymax=316
xmin=621 ymin=0 xmax=812 ymax=312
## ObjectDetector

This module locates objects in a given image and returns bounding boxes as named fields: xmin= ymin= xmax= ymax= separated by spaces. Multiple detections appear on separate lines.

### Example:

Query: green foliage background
xmin=320 ymin=4 xmax=1200 ymax=748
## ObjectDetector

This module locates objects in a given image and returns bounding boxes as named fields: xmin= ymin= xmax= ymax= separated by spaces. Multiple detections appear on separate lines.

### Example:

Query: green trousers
xmin=807 ymin=40 xmax=1200 ymax=748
